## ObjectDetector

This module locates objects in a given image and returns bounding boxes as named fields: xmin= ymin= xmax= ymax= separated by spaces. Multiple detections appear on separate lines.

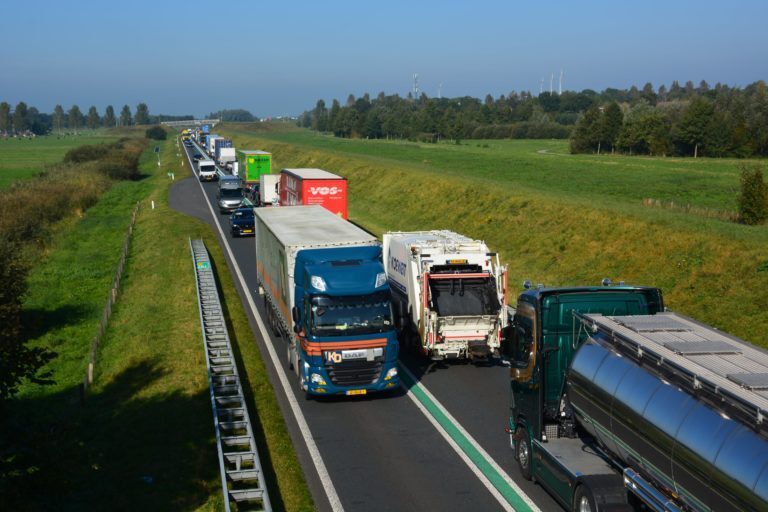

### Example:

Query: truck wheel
xmin=515 ymin=426 xmax=532 ymax=481
xmin=287 ymin=342 xmax=294 ymax=370
xmin=573 ymin=485 xmax=597 ymax=512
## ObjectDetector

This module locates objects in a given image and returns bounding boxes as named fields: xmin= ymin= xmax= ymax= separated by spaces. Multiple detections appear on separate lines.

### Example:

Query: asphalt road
xmin=170 ymin=137 xmax=561 ymax=512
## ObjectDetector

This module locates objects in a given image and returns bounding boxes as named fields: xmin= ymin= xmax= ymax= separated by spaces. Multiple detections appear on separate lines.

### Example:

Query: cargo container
xmin=237 ymin=150 xmax=272 ymax=187
xmin=279 ymin=168 xmax=348 ymax=219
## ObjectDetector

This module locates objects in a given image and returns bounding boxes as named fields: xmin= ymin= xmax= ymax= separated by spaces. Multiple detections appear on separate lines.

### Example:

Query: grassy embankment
xmin=221 ymin=124 xmax=768 ymax=347
xmin=1 ymin=131 xmax=312 ymax=510
xmin=0 ymin=131 xmax=119 ymax=188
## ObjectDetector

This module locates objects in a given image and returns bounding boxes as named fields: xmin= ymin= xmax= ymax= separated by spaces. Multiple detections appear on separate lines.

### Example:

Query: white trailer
xmin=259 ymin=174 xmax=280 ymax=206
xmin=207 ymin=136 xmax=223 ymax=156
xmin=218 ymin=147 xmax=236 ymax=169
xmin=382 ymin=230 xmax=507 ymax=360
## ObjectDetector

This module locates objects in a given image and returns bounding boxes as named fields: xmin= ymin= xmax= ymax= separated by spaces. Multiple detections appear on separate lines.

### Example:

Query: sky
xmin=2 ymin=0 xmax=767 ymax=118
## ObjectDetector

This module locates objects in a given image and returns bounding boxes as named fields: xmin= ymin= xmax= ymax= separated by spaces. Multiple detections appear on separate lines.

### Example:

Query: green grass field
xmin=1 ymin=134 xmax=312 ymax=510
xmin=0 ymin=131 xmax=119 ymax=188
xmin=219 ymin=124 xmax=768 ymax=347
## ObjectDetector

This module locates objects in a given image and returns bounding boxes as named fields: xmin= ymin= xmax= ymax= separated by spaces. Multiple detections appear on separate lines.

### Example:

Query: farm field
xmin=220 ymin=124 xmax=768 ymax=347
xmin=234 ymin=126 xmax=755 ymax=216
xmin=0 ymin=131 xmax=119 ymax=188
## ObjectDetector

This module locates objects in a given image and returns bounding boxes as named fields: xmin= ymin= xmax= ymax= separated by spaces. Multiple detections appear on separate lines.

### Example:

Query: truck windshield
xmin=220 ymin=188 xmax=244 ymax=198
xmin=428 ymin=276 xmax=500 ymax=316
xmin=310 ymin=291 xmax=394 ymax=336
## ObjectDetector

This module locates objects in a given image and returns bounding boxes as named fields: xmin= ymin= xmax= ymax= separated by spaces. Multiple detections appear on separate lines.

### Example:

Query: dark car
xmin=192 ymin=153 xmax=203 ymax=161
xmin=229 ymin=207 xmax=255 ymax=237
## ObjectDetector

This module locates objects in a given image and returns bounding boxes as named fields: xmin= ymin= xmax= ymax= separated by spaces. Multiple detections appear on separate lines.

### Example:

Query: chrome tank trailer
xmin=568 ymin=339 xmax=768 ymax=511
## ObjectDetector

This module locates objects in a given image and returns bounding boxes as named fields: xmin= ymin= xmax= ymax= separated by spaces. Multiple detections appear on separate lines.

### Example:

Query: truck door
xmin=510 ymin=302 xmax=540 ymax=436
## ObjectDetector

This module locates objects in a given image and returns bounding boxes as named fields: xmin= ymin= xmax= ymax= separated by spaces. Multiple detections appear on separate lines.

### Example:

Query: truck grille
xmin=325 ymin=360 xmax=383 ymax=386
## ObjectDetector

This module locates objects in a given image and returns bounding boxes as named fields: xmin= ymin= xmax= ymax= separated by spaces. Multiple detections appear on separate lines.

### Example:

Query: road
xmin=171 ymin=137 xmax=561 ymax=512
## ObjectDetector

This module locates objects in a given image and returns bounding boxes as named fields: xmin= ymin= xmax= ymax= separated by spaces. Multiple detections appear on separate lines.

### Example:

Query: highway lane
xmin=173 ymin=136 xmax=560 ymax=511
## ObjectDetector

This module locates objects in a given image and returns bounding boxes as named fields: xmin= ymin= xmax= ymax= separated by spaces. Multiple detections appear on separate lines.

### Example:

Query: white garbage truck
xmin=382 ymin=230 xmax=508 ymax=360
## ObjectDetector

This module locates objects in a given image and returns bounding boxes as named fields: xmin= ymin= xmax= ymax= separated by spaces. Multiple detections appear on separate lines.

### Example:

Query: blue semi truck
xmin=255 ymin=205 xmax=399 ymax=397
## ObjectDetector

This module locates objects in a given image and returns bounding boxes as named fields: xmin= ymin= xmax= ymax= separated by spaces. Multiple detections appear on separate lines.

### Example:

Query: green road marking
xmin=400 ymin=368 xmax=535 ymax=512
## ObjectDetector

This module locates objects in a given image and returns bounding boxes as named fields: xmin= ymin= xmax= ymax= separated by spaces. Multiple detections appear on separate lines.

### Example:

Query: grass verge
xmin=1 ymin=134 xmax=312 ymax=510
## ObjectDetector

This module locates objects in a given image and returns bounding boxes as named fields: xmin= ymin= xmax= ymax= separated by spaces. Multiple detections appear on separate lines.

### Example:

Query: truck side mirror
xmin=292 ymin=306 xmax=300 ymax=323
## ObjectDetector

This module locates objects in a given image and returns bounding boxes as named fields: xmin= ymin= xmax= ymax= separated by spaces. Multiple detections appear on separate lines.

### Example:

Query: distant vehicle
xmin=237 ymin=150 xmax=272 ymax=191
xmin=198 ymin=160 xmax=218 ymax=182
xmin=279 ymin=168 xmax=348 ymax=219
xmin=217 ymin=175 xmax=245 ymax=213
xmin=229 ymin=207 xmax=255 ymax=237
xmin=192 ymin=153 xmax=203 ymax=161
xmin=259 ymin=174 xmax=280 ymax=207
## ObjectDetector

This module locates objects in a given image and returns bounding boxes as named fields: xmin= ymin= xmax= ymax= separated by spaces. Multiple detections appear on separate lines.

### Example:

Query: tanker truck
xmin=382 ymin=230 xmax=507 ymax=360
xmin=508 ymin=282 xmax=768 ymax=511
xmin=255 ymin=205 xmax=399 ymax=397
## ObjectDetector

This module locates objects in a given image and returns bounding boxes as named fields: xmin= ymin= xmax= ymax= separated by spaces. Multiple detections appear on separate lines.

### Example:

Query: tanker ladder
xmin=190 ymin=238 xmax=272 ymax=512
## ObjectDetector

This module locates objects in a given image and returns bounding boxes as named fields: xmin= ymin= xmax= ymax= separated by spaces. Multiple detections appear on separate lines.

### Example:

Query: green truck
xmin=237 ymin=150 xmax=272 ymax=187
xmin=507 ymin=282 xmax=768 ymax=511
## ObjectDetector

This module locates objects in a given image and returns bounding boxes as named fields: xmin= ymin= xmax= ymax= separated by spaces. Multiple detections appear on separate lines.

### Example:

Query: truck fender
xmin=573 ymin=474 xmax=629 ymax=511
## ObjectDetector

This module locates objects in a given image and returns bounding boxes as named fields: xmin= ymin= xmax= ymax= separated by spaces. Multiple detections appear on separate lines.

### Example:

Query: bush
xmin=738 ymin=164 xmax=768 ymax=225
xmin=145 ymin=125 xmax=167 ymax=140
xmin=63 ymin=143 xmax=111 ymax=164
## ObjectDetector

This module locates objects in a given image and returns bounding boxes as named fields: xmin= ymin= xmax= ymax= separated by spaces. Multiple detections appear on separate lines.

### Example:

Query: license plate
xmin=346 ymin=389 xmax=367 ymax=396
xmin=342 ymin=349 xmax=367 ymax=360
xmin=242 ymin=229 xmax=252 ymax=233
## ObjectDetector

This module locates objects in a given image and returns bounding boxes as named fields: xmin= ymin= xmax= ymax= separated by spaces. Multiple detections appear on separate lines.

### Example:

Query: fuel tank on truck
xmin=568 ymin=339 xmax=768 ymax=511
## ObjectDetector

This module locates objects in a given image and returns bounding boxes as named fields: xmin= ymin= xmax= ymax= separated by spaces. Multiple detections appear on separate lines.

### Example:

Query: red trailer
xmin=279 ymin=168 xmax=348 ymax=219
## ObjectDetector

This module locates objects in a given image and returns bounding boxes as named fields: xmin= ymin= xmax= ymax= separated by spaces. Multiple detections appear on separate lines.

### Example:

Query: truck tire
xmin=515 ymin=426 xmax=532 ymax=481
xmin=573 ymin=484 xmax=597 ymax=512
xmin=287 ymin=342 xmax=294 ymax=370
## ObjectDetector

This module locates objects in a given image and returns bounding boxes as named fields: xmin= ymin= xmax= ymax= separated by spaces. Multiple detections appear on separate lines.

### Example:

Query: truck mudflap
xmin=299 ymin=338 xmax=399 ymax=395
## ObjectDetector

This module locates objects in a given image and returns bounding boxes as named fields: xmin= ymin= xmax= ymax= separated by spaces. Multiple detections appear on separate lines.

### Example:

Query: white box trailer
xmin=218 ymin=147 xmax=236 ymax=168
xmin=259 ymin=174 xmax=280 ymax=206
xmin=382 ymin=230 xmax=507 ymax=360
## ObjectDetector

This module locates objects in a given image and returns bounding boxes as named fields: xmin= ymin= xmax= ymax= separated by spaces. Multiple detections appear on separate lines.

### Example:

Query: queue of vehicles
xmin=181 ymin=130 xmax=768 ymax=512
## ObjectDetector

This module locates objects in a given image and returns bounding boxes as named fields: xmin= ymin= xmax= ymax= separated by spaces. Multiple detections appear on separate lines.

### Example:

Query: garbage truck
xmin=508 ymin=282 xmax=768 ymax=511
xmin=382 ymin=230 xmax=507 ymax=360
xmin=255 ymin=205 xmax=400 ymax=397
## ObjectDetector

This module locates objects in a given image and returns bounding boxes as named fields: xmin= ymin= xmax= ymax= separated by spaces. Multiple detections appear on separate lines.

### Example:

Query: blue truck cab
xmin=292 ymin=246 xmax=400 ymax=396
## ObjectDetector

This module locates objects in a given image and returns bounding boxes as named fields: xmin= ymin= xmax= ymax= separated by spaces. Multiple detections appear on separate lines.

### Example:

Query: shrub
xmin=145 ymin=125 xmax=167 ymax=140
xmin=738 ymin=164 xmax=768 ymax=225
xmin=63 ymin=143 xmax=111 ymax=164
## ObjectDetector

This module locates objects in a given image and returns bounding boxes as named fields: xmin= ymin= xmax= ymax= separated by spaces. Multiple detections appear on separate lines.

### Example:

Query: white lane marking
xmin=400 ymin=365 xmax=541 ymax=511
xmin=181 ymin=139 xmax=345 ymax=512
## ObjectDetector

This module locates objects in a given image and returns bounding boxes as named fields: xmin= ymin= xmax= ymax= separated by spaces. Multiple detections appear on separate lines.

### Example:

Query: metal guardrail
xmin=189 ymin=238 xmax=272 ymax=512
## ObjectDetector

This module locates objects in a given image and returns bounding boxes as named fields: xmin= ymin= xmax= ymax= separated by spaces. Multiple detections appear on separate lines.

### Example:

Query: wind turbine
xmin=559 ymin=69 xmax=563 ymax=95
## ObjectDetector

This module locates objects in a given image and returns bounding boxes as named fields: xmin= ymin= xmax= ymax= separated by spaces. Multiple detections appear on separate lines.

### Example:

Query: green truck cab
xmin=507 ymin=283 xmax=664 ymax=510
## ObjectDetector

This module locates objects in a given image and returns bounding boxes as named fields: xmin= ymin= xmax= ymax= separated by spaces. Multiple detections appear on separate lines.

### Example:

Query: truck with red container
xmin=279 ymin=168 xmax=348 ymax=219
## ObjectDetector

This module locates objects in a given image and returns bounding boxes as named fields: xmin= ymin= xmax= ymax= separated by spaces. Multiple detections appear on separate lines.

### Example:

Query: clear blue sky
xmin=2 ymin=0 xmax=766 ymax=118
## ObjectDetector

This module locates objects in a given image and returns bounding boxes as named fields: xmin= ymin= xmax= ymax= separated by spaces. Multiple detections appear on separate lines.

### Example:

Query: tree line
xmin=0 ymin=102 xmax=193 ymax=136
xmin=298 ymin=80 xmax=768 ymax=157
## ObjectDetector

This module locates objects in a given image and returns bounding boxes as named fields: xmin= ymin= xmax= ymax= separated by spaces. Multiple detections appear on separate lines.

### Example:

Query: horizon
xmin=2 ymin=0 xmax=767 ymax=118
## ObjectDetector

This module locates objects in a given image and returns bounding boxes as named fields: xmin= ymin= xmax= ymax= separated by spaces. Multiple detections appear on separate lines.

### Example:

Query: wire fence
xmin=79 ymin=201 xmax=140 ymax=402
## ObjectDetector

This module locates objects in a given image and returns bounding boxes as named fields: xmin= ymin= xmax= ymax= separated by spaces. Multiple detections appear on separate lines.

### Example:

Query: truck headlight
xmin=384 ymin=367 xmax=398 ymax=381
xmin=310 ymin=373 xmax=327 ymax=386
xmin=310 ymin=275 xmax=327 ymax=292
xmin=375 ymin=272 xmax=387 ymax=288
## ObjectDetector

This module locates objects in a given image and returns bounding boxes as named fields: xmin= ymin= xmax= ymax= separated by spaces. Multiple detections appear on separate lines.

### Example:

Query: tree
xmin=134 ymin=103 xmax=150 ymax=125
xmin=103 ymin=105 xmax=116 ymax=127
xmin=737 ymin=164 xmax=768 ymax=224
xmin=600 ymin=102 xmax=624 ymax=153
xmin=87 ymin=106 xmax=100 ymax=129
xmin=119 ymin=104 xmax=132 ymax=126
xmin=0 ymin=102 xmax=10 ymax=134
xmin=68 ymin=105 xmax=82 ymax=133
xmin=677 ymin=97 xmax=714 ymax=157
xmin=12 ymin=102 xmax=28 ymax=133
xmin=0 ymin=235 xmax=55 ymax=400
xmin=53 ymin=104 xmax=65 ymax=132
xmin=312 ymin=100 xmax=327 ymax=132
